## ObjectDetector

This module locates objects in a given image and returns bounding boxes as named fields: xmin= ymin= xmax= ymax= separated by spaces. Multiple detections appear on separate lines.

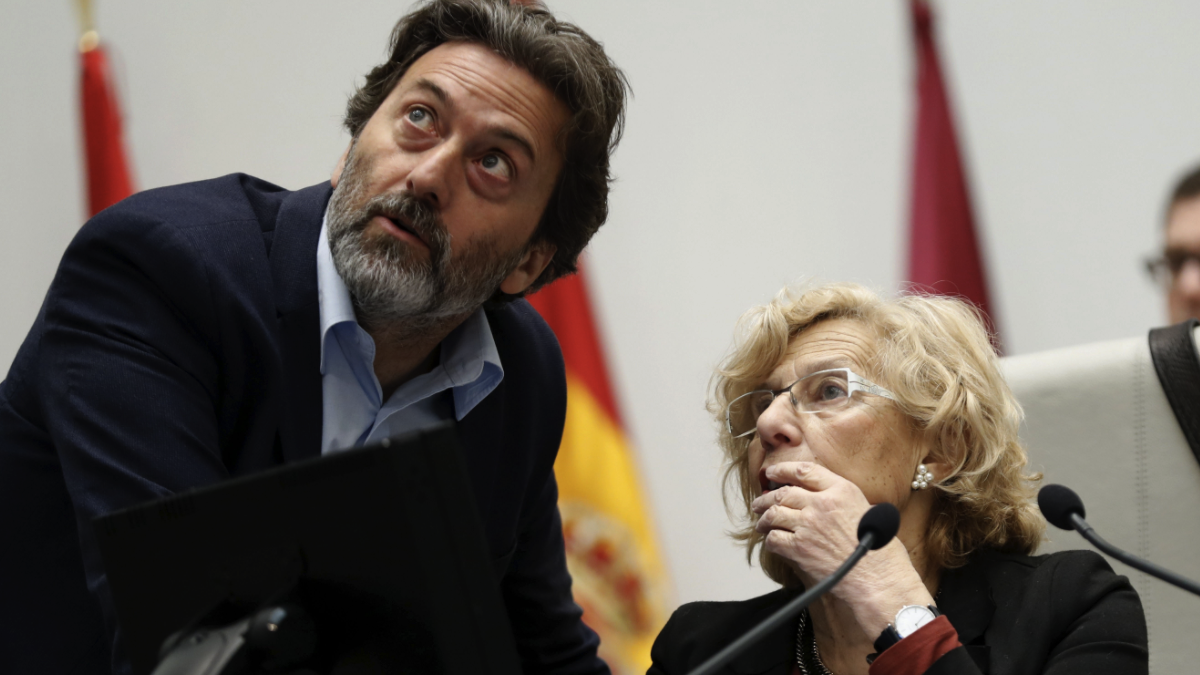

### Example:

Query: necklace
xmin=794 ymin=608 xmax=833 ymax=675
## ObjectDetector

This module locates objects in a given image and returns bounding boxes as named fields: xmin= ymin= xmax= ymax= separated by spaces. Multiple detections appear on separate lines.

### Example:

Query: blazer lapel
xmin=454 ymin=378 xmax=506 ymax=546
xmin=269 ymin=181 xmax=332 ymax=465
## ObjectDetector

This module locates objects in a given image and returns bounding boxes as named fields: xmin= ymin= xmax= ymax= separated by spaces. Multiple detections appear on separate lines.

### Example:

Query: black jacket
xmin=649 ymin=549 xmax=1147 ymax=675
xmin=0 ymin=174 xmax=603 ymax=675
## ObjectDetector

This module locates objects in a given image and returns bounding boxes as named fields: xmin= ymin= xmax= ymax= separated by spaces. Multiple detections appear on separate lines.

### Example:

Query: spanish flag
xmin=529 ymin=264 xmax=668 ymax=675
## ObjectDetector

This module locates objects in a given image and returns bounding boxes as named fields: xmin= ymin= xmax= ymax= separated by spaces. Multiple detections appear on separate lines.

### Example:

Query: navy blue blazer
xmin=0 ymin=174 xmax=605 ymax=675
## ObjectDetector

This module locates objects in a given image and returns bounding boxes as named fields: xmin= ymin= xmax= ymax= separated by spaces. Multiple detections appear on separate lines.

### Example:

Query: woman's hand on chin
xmin=751 ymin=461 xmax=873 ymax=580
xmin=750 ymin=461 xmax=934 ymax=636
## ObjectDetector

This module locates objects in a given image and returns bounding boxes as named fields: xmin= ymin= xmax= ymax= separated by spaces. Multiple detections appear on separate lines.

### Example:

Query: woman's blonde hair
xmin=711 ymin=283 xmax=1043 ymax=587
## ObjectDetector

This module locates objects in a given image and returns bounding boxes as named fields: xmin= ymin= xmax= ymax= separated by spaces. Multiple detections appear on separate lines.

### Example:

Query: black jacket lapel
xmin=269 ymin=181 xmax=332 ymax=465
xmin=455 ymin=376 xmax=506 ymax=549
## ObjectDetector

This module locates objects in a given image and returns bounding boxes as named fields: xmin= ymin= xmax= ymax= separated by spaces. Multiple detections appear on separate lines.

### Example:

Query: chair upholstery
xmin=1000 ymin=328 xmax=1200 ymax=674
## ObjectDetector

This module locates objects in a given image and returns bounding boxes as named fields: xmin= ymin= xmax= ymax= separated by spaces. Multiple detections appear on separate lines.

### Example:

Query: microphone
xmin=857 ymin=503 xmax=901 ymax=549
xmin=685 ymin=503 xmax=900 ymax=675
xmin=1038 ymin=484 xmax=1200 ymax=597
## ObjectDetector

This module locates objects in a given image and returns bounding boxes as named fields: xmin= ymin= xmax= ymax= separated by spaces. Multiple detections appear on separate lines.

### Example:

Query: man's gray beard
xmin=326 ymin=149 xmax=528 ymax=334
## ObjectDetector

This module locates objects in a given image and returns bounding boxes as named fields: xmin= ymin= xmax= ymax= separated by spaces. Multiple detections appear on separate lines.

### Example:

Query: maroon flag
xmin=906 ymin=0 xmax=998 ymax=340
xmin=80 ymin=40 xmax=135 ymax=217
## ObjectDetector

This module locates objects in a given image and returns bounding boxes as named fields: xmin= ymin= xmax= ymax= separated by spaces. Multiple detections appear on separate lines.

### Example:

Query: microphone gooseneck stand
xmin=1065 ymin=512 xmax=1200 ymax=597
xmin=684 ymin=503 xmax=900 ymax=675
xmin=1038 ymin=483 xmax=1200 ymax=598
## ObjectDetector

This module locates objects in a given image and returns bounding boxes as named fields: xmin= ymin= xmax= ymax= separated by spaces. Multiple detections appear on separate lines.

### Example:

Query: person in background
xmin=649 ymin=283 xmax=1147 ymax=675
xmin=1147 ymin=163 xmax=1200 ymax=323
xmin=0 ymin=1 xmax=628 ymax=673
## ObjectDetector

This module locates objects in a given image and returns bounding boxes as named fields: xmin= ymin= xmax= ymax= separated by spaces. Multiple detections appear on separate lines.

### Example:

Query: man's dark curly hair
xmin=344 ymin=0 xmax=629 ymax=298
xmin=1167 ymin=163 xmax=1200 ymax=224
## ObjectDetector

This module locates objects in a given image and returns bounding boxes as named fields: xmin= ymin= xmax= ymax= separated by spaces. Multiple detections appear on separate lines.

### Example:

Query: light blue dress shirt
xmin=316 ymin=216 xmax=504 ymax=454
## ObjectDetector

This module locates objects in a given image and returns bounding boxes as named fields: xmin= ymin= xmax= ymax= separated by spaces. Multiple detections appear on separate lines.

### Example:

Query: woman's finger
xmin=751 ymin=484 xmax=811 ymax=514
xmin=754 ymin=503 xmax=809 ymax=534
xmin=765 ymin=461 xmax=842 ymax=492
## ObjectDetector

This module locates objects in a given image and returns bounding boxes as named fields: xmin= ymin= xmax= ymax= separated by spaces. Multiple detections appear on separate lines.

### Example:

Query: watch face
xmin=894 ymin=605 xmax=937 ymax=638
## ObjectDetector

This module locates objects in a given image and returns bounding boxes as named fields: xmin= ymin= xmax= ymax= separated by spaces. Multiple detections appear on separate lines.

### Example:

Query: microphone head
xmin=1038 ymin=484 xmax=1086 ymax=531
xmin=858 ymin=503 xmax=900 ymax=550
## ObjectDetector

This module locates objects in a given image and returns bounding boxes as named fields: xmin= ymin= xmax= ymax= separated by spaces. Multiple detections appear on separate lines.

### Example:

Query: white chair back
xmin=1001 ymin=328 xmax=1200 ymax=674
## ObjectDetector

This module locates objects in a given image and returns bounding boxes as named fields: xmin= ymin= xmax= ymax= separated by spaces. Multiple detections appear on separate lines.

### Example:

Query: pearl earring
xmin=912 ymin=465 xmax=933 ymax=490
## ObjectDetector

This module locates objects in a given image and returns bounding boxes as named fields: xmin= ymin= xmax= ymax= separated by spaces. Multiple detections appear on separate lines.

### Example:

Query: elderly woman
xmin=649 ymin=284 xmax=1146 ymax=675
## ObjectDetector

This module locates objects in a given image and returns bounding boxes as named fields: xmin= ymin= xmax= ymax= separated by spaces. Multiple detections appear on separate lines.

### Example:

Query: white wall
xmin=4 ymin=0 xmax=1200 ymax=609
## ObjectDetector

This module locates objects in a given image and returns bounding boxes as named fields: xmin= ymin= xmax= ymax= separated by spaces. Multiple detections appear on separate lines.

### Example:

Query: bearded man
xmin=0 ymin=2 xmax=628 ymax=674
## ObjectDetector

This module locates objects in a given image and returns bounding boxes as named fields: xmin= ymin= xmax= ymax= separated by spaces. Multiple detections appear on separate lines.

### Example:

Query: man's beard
xmin=326 ymin=147 xmax=529 ymax=334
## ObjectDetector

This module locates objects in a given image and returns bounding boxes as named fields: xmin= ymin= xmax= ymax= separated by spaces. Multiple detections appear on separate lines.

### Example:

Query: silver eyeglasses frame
xmin=724 ymin=367 xmax=897 ymax=439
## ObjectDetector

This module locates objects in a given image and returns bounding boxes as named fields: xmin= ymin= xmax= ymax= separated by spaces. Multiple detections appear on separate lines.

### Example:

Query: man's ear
xmin=331 ymin=144 xmax=351 ymax=188
xmin=499 ymin=242 xmax=557 ymax=296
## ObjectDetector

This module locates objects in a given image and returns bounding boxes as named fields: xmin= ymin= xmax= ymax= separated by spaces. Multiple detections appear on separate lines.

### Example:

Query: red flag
xmin=80 ymin=43 xmax=135 ymax=217
xmin=906 ymin=0 xmax=998 ymax=339
xmin=529 ymin=264 xmax=667 ymax=675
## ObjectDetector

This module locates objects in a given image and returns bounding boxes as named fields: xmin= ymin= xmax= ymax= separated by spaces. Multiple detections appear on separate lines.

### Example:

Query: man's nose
xmin=405 ymin=143 xmax=459 ymax=208
xmin=755 ymin=395 xmax=801 ymax=453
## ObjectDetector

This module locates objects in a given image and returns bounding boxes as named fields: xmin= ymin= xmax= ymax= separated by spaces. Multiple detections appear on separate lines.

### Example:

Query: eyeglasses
xmin=725 ymin=368 xmax=896 ymax=439
xmin=1145 ymin=248 xmax=1200 ymax=284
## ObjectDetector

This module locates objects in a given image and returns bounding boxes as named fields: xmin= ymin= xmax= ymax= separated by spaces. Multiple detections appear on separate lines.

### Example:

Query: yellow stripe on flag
xmin=556 ymin=374 xmax=666 ymax=675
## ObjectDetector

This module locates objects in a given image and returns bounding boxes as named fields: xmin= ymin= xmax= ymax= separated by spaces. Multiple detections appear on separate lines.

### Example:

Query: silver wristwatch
xmin=873 ymin=604 xmax=941 ymax=654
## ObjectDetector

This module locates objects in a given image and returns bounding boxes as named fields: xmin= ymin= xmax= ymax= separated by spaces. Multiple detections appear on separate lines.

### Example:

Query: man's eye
xmin=406 ymin=107 xmax=434 ymax=130
xmin=479 ymin=153 xmax=513 ymax=179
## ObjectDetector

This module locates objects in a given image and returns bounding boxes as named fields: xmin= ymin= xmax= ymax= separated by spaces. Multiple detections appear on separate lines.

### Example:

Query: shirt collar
xmin=443 ymin=309 xmax=503 ymax=419
xmin=317 ymin=213 xmax=359 ymax=374
xmin=316 ymin=213 xmax=503 ymax=419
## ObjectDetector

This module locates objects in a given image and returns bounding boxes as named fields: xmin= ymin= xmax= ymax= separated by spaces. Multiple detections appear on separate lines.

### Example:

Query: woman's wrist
xmin=836 ymin=543 xmax=936 ymax=637
xmin=852 ymin=586 xmax=936 ymax=638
